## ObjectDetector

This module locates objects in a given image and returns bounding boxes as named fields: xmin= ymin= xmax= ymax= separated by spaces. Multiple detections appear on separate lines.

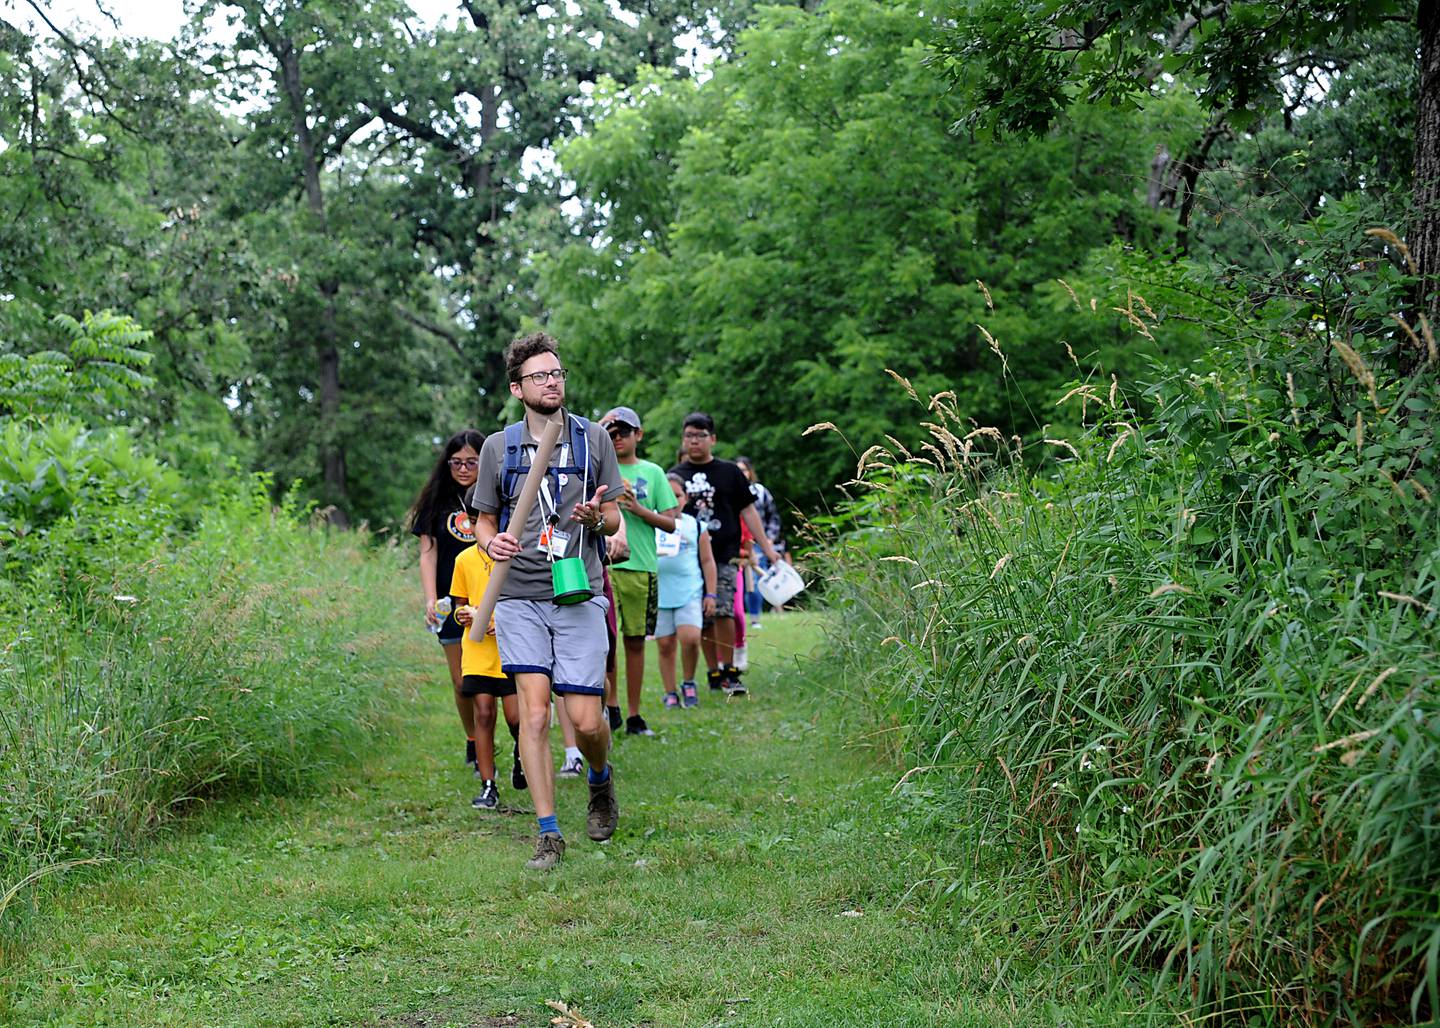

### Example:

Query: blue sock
xmin=537 ymin=814 xmax=561 ymax=837
xmin=587 ymin=764 xmax=610 ymax=785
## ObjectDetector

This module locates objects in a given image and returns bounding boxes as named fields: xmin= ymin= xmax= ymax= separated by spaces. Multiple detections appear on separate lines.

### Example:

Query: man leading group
xmin=470 ymin=332 xmax=624 ymax=870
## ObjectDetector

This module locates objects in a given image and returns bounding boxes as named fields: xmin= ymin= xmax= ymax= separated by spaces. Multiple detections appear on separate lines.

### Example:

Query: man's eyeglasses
xmin=517 ymin=368 xmax=568 ymax=386
xmin=448 ymin=458 xmax=479 ymax=469
xmin=682 ymin=430 xmax=712 ymax=441
xmin=605 ymin=423 xmax=635 ymax=438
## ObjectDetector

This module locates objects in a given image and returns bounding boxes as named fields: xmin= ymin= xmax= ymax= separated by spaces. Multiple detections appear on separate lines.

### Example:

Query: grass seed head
xmin=1355 ymin=667 xmax=1398 ymax=709
xmin=884 ymin=368 xmax=920 ymax=402
xmin=1044 ymin=437 xmax=1080 ymax=460
xmin=1331 ymin=339 xmax=1377 ymax=405
xmin=977 ymin=324 xmax=1008 ymax=373
xmin=1364 ymin=227 xmax=1416 ymax=274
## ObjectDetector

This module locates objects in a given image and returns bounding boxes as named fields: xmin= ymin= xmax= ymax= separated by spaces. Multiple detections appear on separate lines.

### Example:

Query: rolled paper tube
xmin=468 ymin=414 xmax=566 ymax=642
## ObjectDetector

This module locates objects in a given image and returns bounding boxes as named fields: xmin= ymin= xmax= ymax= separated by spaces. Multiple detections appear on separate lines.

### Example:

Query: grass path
xmin=3 ymin=612 xmax=1151 ymax=1026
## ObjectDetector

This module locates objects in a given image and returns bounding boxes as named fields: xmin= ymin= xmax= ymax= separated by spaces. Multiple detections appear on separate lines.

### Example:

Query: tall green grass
xmin=820 ymin=270 xmax=1439 ymax=1021
xmin=0 ymin=486 xmax=418 ymax=924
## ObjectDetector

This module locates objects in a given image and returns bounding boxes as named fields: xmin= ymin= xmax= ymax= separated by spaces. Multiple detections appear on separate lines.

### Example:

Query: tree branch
xmin=22 ymin=0 xmax=144 ymax=136
xmin=393 ymin=302 xmax=466 ymax=360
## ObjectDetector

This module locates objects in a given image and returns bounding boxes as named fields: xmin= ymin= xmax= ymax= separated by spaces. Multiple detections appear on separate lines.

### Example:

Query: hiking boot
xmin=663 ymin=690 xmax=681 ymax=709
xmin=681 ymin=680 xmax=699 ymax=708
xmin=511 ymin=740 xmax=527 ymax=791
xmin=558 ymin=754 xmax=584 ymax=778
xmin=625 ymin=715 xmax=655 ymax=736
xmin=586 ymin=772 xmax=619 ymax=841
xmin=464 ymin=738 xmax=476 ymax=768
xmin=472 ymin=780 xmax=499 ymax=810
xmin=706 ymin=668 xmax=724 ymax=691
xmin=526 ymin=832 xmax=566 ymax=870
xmin=606 ymin=705 xmax=623 ymax=731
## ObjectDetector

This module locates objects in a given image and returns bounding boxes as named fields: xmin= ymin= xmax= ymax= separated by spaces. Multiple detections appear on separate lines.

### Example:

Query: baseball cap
xmin=601 ymin=406 xmax=642 ymax=430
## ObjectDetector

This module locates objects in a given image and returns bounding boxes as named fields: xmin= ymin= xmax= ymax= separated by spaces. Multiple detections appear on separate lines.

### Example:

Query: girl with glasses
xmin=406 ymin=428 xmax=487 ymax=772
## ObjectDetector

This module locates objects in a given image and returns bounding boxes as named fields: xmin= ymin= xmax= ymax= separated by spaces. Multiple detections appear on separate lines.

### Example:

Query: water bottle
xmin=429 ymin=596 xmax=452 ymax=633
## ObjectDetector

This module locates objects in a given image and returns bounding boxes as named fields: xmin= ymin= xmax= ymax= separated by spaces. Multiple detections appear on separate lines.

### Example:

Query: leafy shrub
xmin=822 ymin=241 xmax=1438 ymax=1021
xmin=0 ymin=479 xmax=415 ymax=915
xmin=0 ymin=311 xmax=154 ymax=424
xmin=0 ymin=419 xmax=181 ymax=591
xmin=0 ymin=309 xmax=420 ymax=930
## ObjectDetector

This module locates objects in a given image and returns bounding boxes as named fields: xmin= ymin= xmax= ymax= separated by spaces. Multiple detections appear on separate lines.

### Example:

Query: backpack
xmin=497 ymin=414 xmax=599 ymax=550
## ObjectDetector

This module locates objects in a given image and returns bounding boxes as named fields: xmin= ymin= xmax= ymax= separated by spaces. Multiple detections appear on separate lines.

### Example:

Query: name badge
xmin=538 ymin=525 xmax=571 ymax=558
xmin=655 ymin=529 xmax=682 ymax=558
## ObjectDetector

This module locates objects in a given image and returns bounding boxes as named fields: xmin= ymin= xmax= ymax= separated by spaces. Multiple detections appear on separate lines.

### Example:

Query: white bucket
xmin=757 ymin=561 xmax=806 ymax=608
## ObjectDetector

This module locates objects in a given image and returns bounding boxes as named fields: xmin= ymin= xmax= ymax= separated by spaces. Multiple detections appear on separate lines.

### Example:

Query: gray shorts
xmin=494 ymin=596 xmax=611 ymax=696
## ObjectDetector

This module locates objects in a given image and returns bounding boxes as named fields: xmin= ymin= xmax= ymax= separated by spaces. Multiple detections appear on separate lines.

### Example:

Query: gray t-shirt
xmin=473 ymin=411 xmax=623 ymax=601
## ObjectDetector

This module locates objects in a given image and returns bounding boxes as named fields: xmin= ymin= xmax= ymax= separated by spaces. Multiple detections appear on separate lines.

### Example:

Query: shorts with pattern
xmin=494 ymin=595 xmax=611 ymax=696
xmin=703 ymin=563 xmax=739 ymax=625
xmin=610 ymin=568 xmax=658 ymax=638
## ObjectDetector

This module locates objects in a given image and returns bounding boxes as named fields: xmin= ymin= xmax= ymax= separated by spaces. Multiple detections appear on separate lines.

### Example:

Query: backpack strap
xmin=497 ymin=414 xmax=597 ymax=537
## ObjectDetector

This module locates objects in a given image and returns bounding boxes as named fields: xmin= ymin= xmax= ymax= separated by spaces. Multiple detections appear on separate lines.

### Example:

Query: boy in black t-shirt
xmin=669 ymin=412 xmax=780 ymax=696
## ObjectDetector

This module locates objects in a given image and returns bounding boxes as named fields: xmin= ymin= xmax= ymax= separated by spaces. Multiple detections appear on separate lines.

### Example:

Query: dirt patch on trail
xmin=373 ymin=1012 xmax=524 ymax=1028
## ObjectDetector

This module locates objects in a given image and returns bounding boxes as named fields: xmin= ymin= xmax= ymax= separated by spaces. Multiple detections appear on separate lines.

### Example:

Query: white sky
xmin=6 ymin=0 xmax=464 ymax=39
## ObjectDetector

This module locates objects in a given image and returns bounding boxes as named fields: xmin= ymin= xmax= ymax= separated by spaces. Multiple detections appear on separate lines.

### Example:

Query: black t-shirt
xmin=411 ymin=495 xmax=476 ymax=599
xmin=669 ymin=458 xmax=754 ymax=565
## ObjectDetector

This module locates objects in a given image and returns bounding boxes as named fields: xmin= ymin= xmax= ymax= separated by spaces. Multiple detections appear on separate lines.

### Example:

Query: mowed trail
xmin=3 ymin=612 xmax=1135 ymax=1027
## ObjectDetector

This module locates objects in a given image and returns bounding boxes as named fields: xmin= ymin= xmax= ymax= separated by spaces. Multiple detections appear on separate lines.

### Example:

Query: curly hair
xmin=505 ymin=331 xmax=560 ymax=381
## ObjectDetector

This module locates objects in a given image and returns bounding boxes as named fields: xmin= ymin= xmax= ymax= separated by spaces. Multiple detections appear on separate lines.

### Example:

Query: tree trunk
xmin=271 ymin=29 xmax=351 ymax=527
xmin=1415 ymin=1 xmax=1440 ymax=335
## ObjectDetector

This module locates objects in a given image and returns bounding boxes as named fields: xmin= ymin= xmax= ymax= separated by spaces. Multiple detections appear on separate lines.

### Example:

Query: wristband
xmin=704 ymin=593 xmax=718 ymax=599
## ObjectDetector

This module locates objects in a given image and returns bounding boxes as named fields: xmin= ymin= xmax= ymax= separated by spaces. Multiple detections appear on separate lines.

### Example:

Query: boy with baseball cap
xmin=599 ymin=406 xmax=679 ymax=735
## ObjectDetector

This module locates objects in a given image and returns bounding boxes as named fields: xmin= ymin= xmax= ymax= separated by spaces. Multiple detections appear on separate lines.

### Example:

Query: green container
xmin=551 ymin=556 xmax=593 ymax=605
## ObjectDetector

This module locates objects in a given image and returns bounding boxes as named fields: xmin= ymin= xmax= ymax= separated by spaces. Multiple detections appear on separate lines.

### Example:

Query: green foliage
xmin=0 ymin=480 xmax=413 ymax=912
xmin=0 ymin=312 xmax=154 ymax=423
xmin=934 ymin=0 xmax=1411 ymax=136
xmin=0 ymin=419 xmax=180 ymax=590
xmin=545 ymin=0 xmax=1192 ymax=505
xmin=822 ymin=249 xmax=1439 ymax=1021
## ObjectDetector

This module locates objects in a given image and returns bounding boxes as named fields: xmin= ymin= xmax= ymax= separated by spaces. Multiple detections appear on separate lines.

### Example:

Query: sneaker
xmin=723 ymin=667 xmax=748 ymax=697
xmin=706 ymin=668 xmax=724 ymax=691
xmin=681 ymin=680 xmax=699 ymax=708
xmin=472 ymin=780 xmax=499 ymax=810
xmin=464 ymin=738 xmax=476 ymax=768
xmin=606 ymin=705 xmax=622 ymax=731
xmin=558 ymin=755 xmax=585 ymax=778
xmin=625 ymin=715 xmax=655 ymax=736
xmin=511 ymin=740 xmax=527 ymax=791
xmin=586 ymin=772 xmax=619 ymax=841
xmin=663 ymin=691 xmax=681 ymax=708
xmin=733 ymin=645 xmax=748 ymax=671
xmin=526 ymin=832 xmax=566 ymax=870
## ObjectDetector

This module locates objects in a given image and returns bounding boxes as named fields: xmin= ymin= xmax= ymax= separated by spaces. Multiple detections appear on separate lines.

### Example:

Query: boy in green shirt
xmin=600 ymin=406 xmax=679 ymax=736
